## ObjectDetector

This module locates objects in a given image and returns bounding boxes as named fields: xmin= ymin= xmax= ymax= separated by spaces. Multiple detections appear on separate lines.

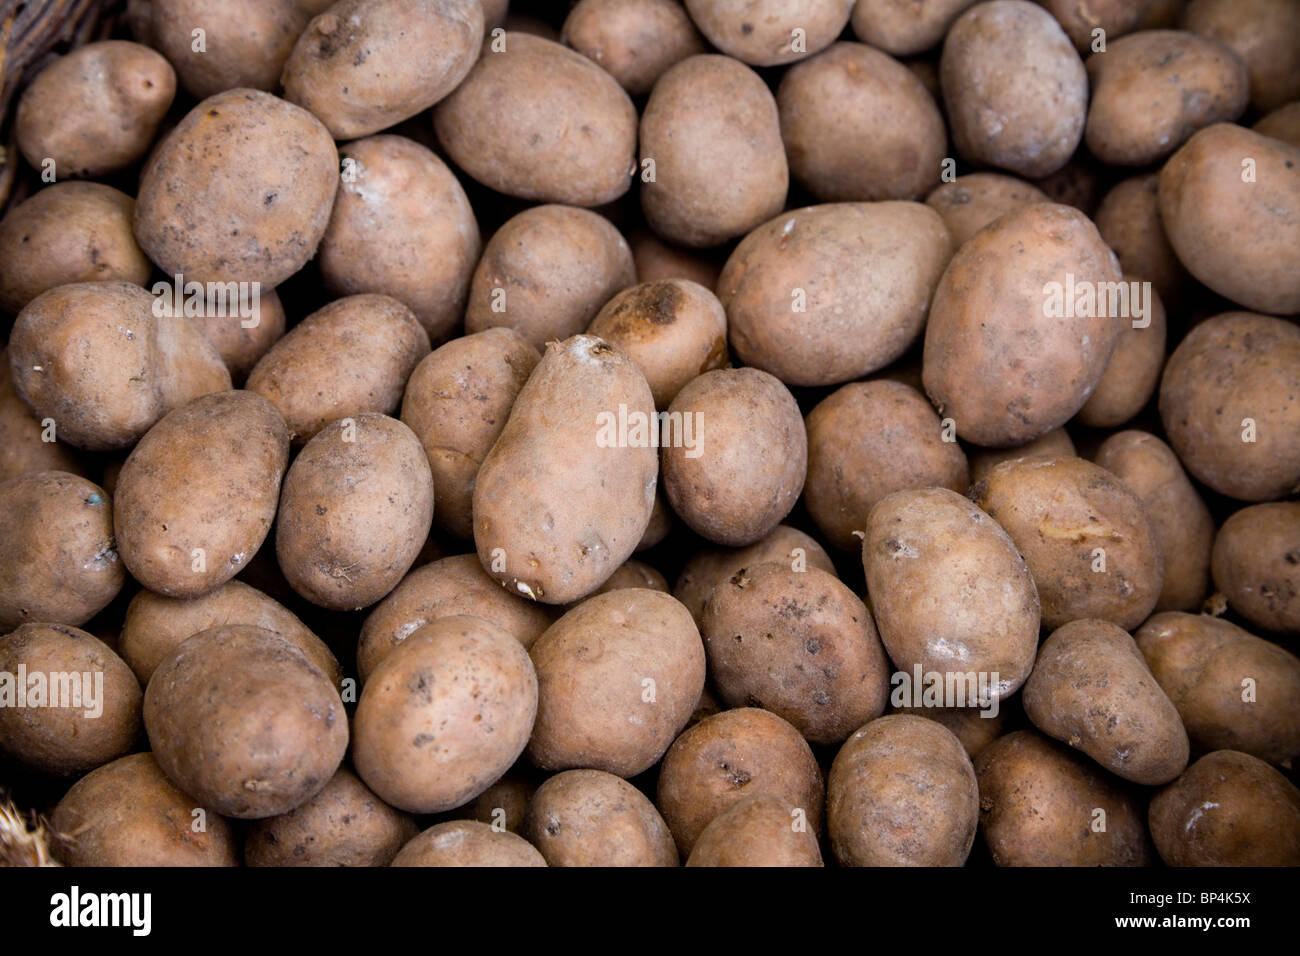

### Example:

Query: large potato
xmin=561 ymin=0 xmax=706 ymax=94
xmin=686 ymin=794 xmax=823 ymax=867
xmin=523 ymin=769 xmax=678 ymax=867
xmin=683 ymin=0 xmax=849 ymax=66
xmin=923 ymin=173 xmax=1050 ymax=248
xmin=1212 ymin=502 xmax=1300 ymax=633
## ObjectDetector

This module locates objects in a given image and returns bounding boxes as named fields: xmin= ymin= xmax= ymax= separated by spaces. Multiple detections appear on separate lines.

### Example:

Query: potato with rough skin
xmin=863 ymin=487 xmax=1040 ymax=701
xmin=1149 ymin=750 xmax=1300 ymax=865
xmin=0 ymin=351 xmax=83 ymax=482
xmin=969 ymin=427 xmax=1076 ymax=485
xmin=8 ymin=282 xmax=231 ymax=452
xmin=1254 ymin=100 xmax=1300 ymax=148
xmin=528 ymin=589 xmax=705 ymax=777
xmin=1212 ymin=502 xmax=1300 ymax=633
xmin=923 ymin=173 xmax=1051 ymax=248
xmin=640 ymin=55 xmax=788 ymax=248
xmin=0 ymin=473 xmax=124 ymax=632
xmin=51 ymin=753 xmax=238 ymax=867
xmin=1159 ymin=312 xmax=1300 ymax=501
xmin=562 ymin=0 xmax=706 ymax=95
xmin=277 ymin=414 xmax=433 ymax=610
xmin=686 ymin=793 xmax=824 ymax=867
xmin=975 ymin=730 xmax=1154 ymax=866
xmin=1094 ymin=173 xmax=1189 ymax=308
xmin=1042 ymin=0 xmax=1152 ymax=51
xmin=1183 ymin=0 xmax=1300 ymax=112
xmin=1075 ymin=282 xmax=1166 ymax=428
xmin=683 ymin=0 xmax=849 ymax=66
xmin=524 ymin=769 xmax=678 ymax=867
xmin=353 ymin=615 xmax=537 ymax=814
xmin=392 ymin=821 xmax=547 ymax=866
xmin=318 ymin=136 xmax=481 ymax=344
xmin=656 ymin=707 xmax=824 ymax=856
xmin=433 ymin=34 xmax=636 ymax=206
xmin=851 ymin=0 xmax=979 ymax=56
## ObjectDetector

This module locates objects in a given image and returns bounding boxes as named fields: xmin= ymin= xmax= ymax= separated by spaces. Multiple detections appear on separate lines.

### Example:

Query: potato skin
xmin=1094 ymin=173 xmax=1189 ymax=309
xmin=889 ymin=705 xmax=1006 ymax=760
xmin=630 ymin=230 xmax=721 ymax=291
xmin=972 ymin=457 xmax=1164 ymax=630
xmin=851 ymin=0 xmax=979 ymax=56
xmin=1183 ymin=0 xmax=1300 ymax=112
xmin=721 ymin=203 xmax=953 ymax=387
xmin=683 ymin=0 xmax=849 ymax=66
xmin=686 ymin=793 xmax=824 ymax=867
xmin=1158 ymin=312 xmax=1300 ymax=501
xmin=1212 ymin=502 xmax=1300 ymax=633
xmin=51 ymin=753 xmax=238 ymax=867
xmin=114 ymin=390 xmax=290 ymax=598
xmin=1254 ymin=100 xmax=1300 ymax=148
xmin=1149 ymin=750 xmax=1300 ymax=865
xmin=974 ymin=730 xmax=1154 ymax=866
xmin=1043 ymin=0 xmax=1150 ymax=50
xmin=923 ymin=173 xmax=1050 ymax=248
xmin=0 ymin=350 xmax=84 ymax=482
xmin=640 ymin=55 xmax=788 ymax=247
xmin=0 ymin=472 xmax=124 ymax=631
xmin=828 ymin=715 xmax=978 ymax=866
xmin=276 ymin=414 xmax=434 ymax=610
xmin=433 ymin=34 xmax=636 ymax=206
xmin=524 ymin=769 xmax=678 ymax=867
xmin=1075 ymin=282 xmax=1167 ymax=428
xmin=968 ymin=426 xmax=1076 ymax=485
xmin=527 ymin=590 xmax=706 ymax=777
xmin=194 ymin=287 xmax=287 ymax=383
xmin=592 ymin=559 xmax=669 ymax=596
xmin=863 ymin=487 xmax=1040 ymax=700
xmin=392 ymin=821 xmax=547 ymax=866
xmin=561 ymin=0 xmax=706 ymax=95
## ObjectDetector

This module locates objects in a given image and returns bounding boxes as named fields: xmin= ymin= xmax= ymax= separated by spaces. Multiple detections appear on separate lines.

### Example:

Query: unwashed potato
xmin=720 ymin=203 xmax=953 ymax=387
xmin=923 ymin=173 xmax=1051 ymax=248
xmin=592 ymin=559 xmax=669 ymax=596
xmin=1042 ymin=0 xmax=1152 ymax=51
xmin=0 ymin=623 xmax=141 ymax=775
xmin=828 ymin=715 xmax=979 ymax=866
xmin=1182 ymin=0 xmax=1300 ymax=112
xmin=1212 ymin=502 xmax=1300 ymax=633
xmin=527 ymin=589 xmax=706 ymax=777
xmin=851 ymin=0 xmax=979 ymax=56
xmin=683 ymin=0 xmax=850 ymax=66
xmin=1075 ymin=280 xmax=1166 ymax=428
xmin=523 ymin=769 xmax=678 ymax=867
xmin=1254 ymin=100 xmax=1300 ymax=148
xmin=391 ymin=821 xmax=547 ymax=866
xmin=51 ymin=753 xmax=238 ymax=867
xmin=0 ymin=349 xmax=83 ymax=481
xmin=1148 ymin=750 xmax=1300 ymax=865
xmin=888 ymin=705 xmax=1006 ymax=760
xmin=465 ymin=206 xmax=636 ymax=352
xmin=686 ymin=793 xmax=824 ymax=867
xmin=561 ymin=0 xmax=706 ymax=94
xmin=433 ymin=34 xmax=637 ymax=206
xmin=968 ymin=426 xmax=1076 ymax=485
xmin=8 ymin=282 xmax=231 ymax=451
xmin=0 ymin=472 xmax=124 ymax=631
xmin=640 ymin=55 xmax=788 ymax=247
xmin=192 ymin=287 xmax=287 ymax=383
xmin=629 ymin=230 xmax=721 ymax=291
xmin=1093 ymin=173 xmax=1189 ymax=308
xmin=1136 ymin=612 xmax=1300 ymax=765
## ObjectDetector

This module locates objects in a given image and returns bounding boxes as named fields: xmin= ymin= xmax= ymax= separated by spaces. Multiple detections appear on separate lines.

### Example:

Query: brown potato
xmin=461 ymin=764 xmax=542 ymax=833
xmin=629 ymin=230 xmax=721 ymax=291
xmin=683 ymin=0 xmax=849 ymax=66
xmin=1254 ymin=100 xmax=1300 ymax=148
xmin=851 ymin=0 xmax=980 ymax=56
xmin=923 ymin=173 xmax=1051 ymax=248
xmin=888 ymin=704 xmax=1006 ymax=760
xmin=591 ymin=559 xmax=669 ymax=596
xmin=193 ymin=287 xmax=287 ymax=383
xmin=968 ymin=426 xmax=1076 ymax=485
xmin=1094 ymin=173 xmax=1189 ymax=308
xmin=1211 ymin=502 xmax=1300 ymax=633
xmin=1183 ymin=0 xmax=1300 ymax=112
xmin=685 ymin=793 xmax=824 ymax=867
xmin=1075 ymin=281 xmax=1167 ymax=428
xmin=561 ymin=0 xmax=706 ymax=94
xmin=636 ymin=488 xmax=674 ymax=552
xmin=524 ymin=769 xmax=678 ymax=867
xmin=391 ymin=821 xmax=547 ymax=866
xmin=0 ymin=349 xmax=83 ymax=482
xmin=1043 ymin=0 xmax=1152 ymax=50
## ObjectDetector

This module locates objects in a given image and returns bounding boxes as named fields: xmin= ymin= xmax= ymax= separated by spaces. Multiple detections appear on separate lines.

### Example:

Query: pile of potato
xmin=1 ymin=0 xmax=1299 ymax=868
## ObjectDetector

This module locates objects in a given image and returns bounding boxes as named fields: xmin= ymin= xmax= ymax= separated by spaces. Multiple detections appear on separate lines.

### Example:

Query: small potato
xmin=1136 ymin=612 xmax=1300 ymax=765
xmin=971 ymin=457 xmax=1164 ymax=630
xmin=433 ymin=34 xmax=637 ymax=206
xmin=586 ymin=279 xmax=728 ymax=408
xmin=1024 ymin=619 xmax=1189 ymax=785
xmin=683 ymin=0 xmax=849 ymax=66
xmin=528 ymin=590 xmax=706 ymax=777
xmin=1212 ymin=502 xmax=1300 ymax=632
xmin=392 ymin=821 xmax=547 ymax=866
xmin=592 ymin=559 xmax=669 ymax=595
xmin=276 ymin=414 xmax=434 ymax=610
xmin=8 ymin=282 xmax=231 ymax=451
xmin=144 ymin=625 xmax=348 ymax=818
xmin=524 ymin=769 xmax=678 ymax=867
xmin=51 ymin=753 xmax=238 ymax=867
xmin=114 ymin=391 xmax=290 ymax=598
xmin=637 ymin=490 xmax=675 ymax=552
xmin=940 ymin=1 xmax=1087 ymax=178
xmin=16 ymin=41 xmax=175 ymax=178
xmin=357 ymin=554 xmax=554 ymax=683
xmin=863 ymin=487 xmax=1040 ymax=701
xmin=247 ymin=294 xmax=431 ymax=444
xmin=1183 ymin=0 xmax=1300 ymax=112
xmin=561 ymin=0 xmax=706 ymax=94
xmin=1158 ymin=312 xmax=1300 ymax=501
xmin=850 ymin=0 xmax=979 ymax=56
xmin=1094 ymin=431 xmax=1213 ymax=613
xmin=629 ymin=230 xmax=721 ymax=291
xmin=134 ymin=89 xmax=339 ymax=287
xmin=0 ymin=350 xmax=83 ymax=482
xmin=968 ymin=426 xmax=1076 ymax=485
xmin=1030 ymin=155 xmax=1104 ymax=214
xmin=1094 ymin=173 xmax=1189 ymax=308
xmin=353 ymin=615 xmax=537 ymax=814
xmin=656 ymin=707 xmax=824 ymax=856
xmin=805 ymin=380 xmax=969 ymax=551
xmin=401 ymin=329 xmax=540 ymax=539
xmin=828 ymin=715 xmax=978 ymax=866
xmin=720 ymin=203 xmax=953 ymax=387
xmin=0 ymin=472 xmax=124 ymax=631
xmin=686 ymin=793 xmax=823 ymax=867
xmin=318 ymin=136 xmax=482 ymax=343
xmin=465 ymin=206 xmax=636 ymax=352
xmin=888 ymin=705 xmax=1006 ymax=760
xmin=193 ymin=287 xmax=287 ymax=383
xmin=702 ymin=564 xmax=891 ymax=745
xmin=975 ymin=730 xmax=1154 ymax=866
xmin=1075 ymin=281 xmax=1167 ymax=428
xmin=923 ymin=173 xmax=1051 ymax=248
xmin=463 ymin=764 xmax=542 ymax=833
xmin=0 ymin=183 xmax=151 ymax=315
xmin=1149 ymin=750 xmax=1300 ymax=865
xmin=1042 ymin=0 xmax=1151 ymax=51
xmin=661 ymin=368 xmax=806 ymax=546
xmin=1254 ymin=100 xmax=1300 ymax=148
xmin=0 ymin=624 xmax=141 ymax=775
xmin=640 ymin=55 xmax=788 ymax=247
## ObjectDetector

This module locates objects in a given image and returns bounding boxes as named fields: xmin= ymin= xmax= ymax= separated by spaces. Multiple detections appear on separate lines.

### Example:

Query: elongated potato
xmin=1094 ymin=173 xmax=1189 ymax=309
xmin=1211 ymin=502 xmax=1300 ymax=633
xmin=686 ymin=793 xmax=823 ymax=867
xmin=1075 ymin=282 xmax=1166 ymax=428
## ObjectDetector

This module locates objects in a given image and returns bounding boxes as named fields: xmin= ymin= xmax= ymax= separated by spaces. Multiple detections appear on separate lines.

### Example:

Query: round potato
xmin=0 ymin=351 xmax=83 ymax=482
xmin=561 ymin=0 xmax=706 ymax=94
xmin=1183 ymin=0 xmax=1300 ymax=112
xmin=923 ymin=173 xmax=1051 ymax=248
xmin=524 ymin=769 xmax=678 ymax=867
xmin=685 ymin=793 xmax=824 ymax=867
xmin=1212 ymin=502 xmax=1300 ymax=633
xmin=851 ymin=0 xmax=979 ymax=56
xmin=683 ymin=0 xmax=849 ymax=66
xmin=1075 ymin=280 xmax=1166 ymax=428
xmin=391 ymin=821 xmax=547 ymax=867
xmin=1094 ymin=173 xmax=1189 ymax=309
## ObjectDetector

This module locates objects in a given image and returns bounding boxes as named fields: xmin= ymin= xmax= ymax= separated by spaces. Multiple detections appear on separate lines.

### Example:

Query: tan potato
xmin=0 ymin=349 xmax=83 ymax=482
xmin=636 ymin=488 xmax=675 ymax=552
xmin=392 ymin=821 xmax=547 ymax=866
xmin=888 ymin=704 xmax=1006 ymax=759
xmin=923 ymin=173 xmax=1051 ymax=248
xmin=524 ymin=769 xmax=678 ymax=867
xmin=850 ymin=0 xmax=979 ymax=56
xmin=1094 ymin=173 xmax=1189 ymax=308
xmin=1183 ymin=0 xmax=1300 ymax=112
xmin=629 ymin=230 xmax=721 ymax=291
xmin=192 ymin=287 xmax=287 ymax=383
xmin=1075 ymin=281 xmax=1166 ymax=428
xmin=527 ymin=589 xmax=705 ymax=776
xmin=1043 ymin=0 xmax=1152 ymax=50
xmin=561 ymin=0 xmax=706 ymax=94
xmin=1254 ymin=100 xmax=1300 ymax=148
xmin=591 ymin=559 xmax=669 ymax=596
xmin=968 ymin=426 xmax=1076 ymax=485
xmin=683 ymin=0 xmax=849 ymax=66
xmin=685 ymin=793 xmax=824 ymax=867
xmin=1212 ymin=502 xmax=1300 ymax=633
xmin=462 ymin=764 xmax=542 ymax=833
xmin=640 ymin=55 xmax=788 ymax=247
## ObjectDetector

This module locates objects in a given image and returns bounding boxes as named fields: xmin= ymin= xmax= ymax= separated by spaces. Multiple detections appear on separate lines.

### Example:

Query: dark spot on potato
xmin=741 ymin=23 xmax=753 ymax=34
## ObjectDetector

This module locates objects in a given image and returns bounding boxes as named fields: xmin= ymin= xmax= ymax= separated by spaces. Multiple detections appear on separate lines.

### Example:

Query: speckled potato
xmin=7 ymin=282 xmax=231 ymax=451
xmin=683 ymin=0 xmax=849 ymax=66
xmin=851 ymin=0 xmax=978 ymax=55
xmin=134 ymin=89 xmax=339 ymax=286
xmin=0 ymin=472 xmax=124 ymax=631
xmin=686 ymin=793 xmax=824 ymax=867
xmin=640 ymin=55 xmax=788 ymax=247
xmin=51 ymin=753 xmax=238 ymax=867
xmin=524 ymin=769 xmax=678 ymax=867
xmin=1149 ymin=750 xmax=1300 ymax=865
xmin=114 ymin=390 xmax=289 ymax=598
xmin=561 ymin=0 xmax=706 ymax=94
xmin=391 ymin=821 xmax=547 ymax=866
xmin=1158 ymin=312 xmax=1300 ymax=501
xmin=1183 ymin=0 xmax=1300 ymax=112
xmin=1094 ymin=173 xmax=1189 ymax=308
xmin=1212 ymin=502 xmax=1300 ymax=633
xmin=1075 ymin=281 xmax=1166 ymax=428
xmin=0 ymin=352 xmax=83 ymax=482
xmin=276 ymin=414 xmax=433 ymax=610
xmin=433 ymin=34 xmax=637 ymax=206
xmin=863 ymin=487 xmax=1040 ymax=701
xmin=969 ymin=426 xmax=1076 ymax=485
xmin=972 ymin=457 xmax=1163 ymax=630
xmin=923 ymin=173 xmax=1051 ymax=248
xmin=527 ymin=589 xmax=705 ymax=777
